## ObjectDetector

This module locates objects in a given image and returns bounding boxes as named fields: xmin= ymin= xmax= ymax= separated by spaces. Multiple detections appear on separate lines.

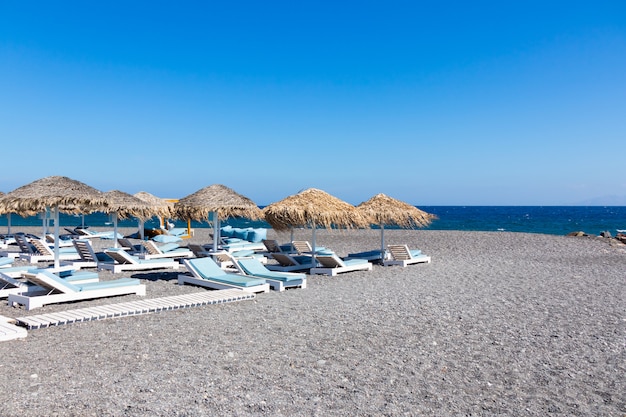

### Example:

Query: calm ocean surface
xmin=1 ymin=206 xmax=625 ymax=237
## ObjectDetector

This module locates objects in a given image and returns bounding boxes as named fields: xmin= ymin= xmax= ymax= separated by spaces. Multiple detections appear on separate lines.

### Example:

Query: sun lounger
xmin=265 ymin=253 xmax=316 ymax=272
xmin=261 ymin=239 xmax=294 ymax=254
xmin=117 ymin=238 xmax=143 ymax=254
xmin=138 ymin=241 xmax=193 ymax=260
xmin=291 ymin=240 xmax=327 ymax=255
xmin=382 ymin=244 xmax=431 ymax=267
xmin=73 ymin=228 xmax=121 ymax=240
xmin=236 ymin=258 xmax=306 ymax=291
xmin=211 ymin=251 xmax=267 ymax=270
xmin=20 ymin=239 xmax=81 ymax=264
xmin=309 ymin=253 xmax=373 ymax=276
xmin=345 ymin=249 xmax=385 ymax=262
xmin=188 ymin=244 xmax=211 ymax=258
xmin=59 ymin=239 xmax=113 ymax=269
xmin=45 ymin=234 xmax=76 ymax=247
xmin=100 ymin=247 xmax=181 ymax=273
xmin=7 ymin=269 xmax=145 ymax=310
xmin=0 ymin=267 xmax=100 ymax=298
xmin=178 ymin=257 xmax=270 ymax=293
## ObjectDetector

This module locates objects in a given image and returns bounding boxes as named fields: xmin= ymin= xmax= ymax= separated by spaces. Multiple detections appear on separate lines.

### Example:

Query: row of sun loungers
xmin=0 ymin=233 xmax=429 ymax=312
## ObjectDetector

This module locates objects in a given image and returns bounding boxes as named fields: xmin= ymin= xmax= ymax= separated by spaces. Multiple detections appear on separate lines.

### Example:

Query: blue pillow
xmin=247 ymin=228 xmax=267 ymax=243
xmin=152 ymin=235 xmax=182 ymax=243
xmin=220 ymin=225 xmax=234 ymax=237
xmin=232 ymin=228 xmax=249 ymax=240
xmin=159 ymin=242 xmax=180 ymax=252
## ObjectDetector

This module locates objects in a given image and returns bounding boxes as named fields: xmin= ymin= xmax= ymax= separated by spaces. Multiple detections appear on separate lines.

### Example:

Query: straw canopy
xmin=134 ymin=191 xmax=174 ymax=219
xmin=262 ymin=188 xmax=369 ymax=231
xmin=101 ymin=190 xmax=156 ymax=221
xmin=0 ymin=176 xmax=106 ymax=215
xmin=174 ymin=184 xmax=262 ymax=222
xmin=0 ymin=176 xmax=107 ymax=269
xmin=356 ymin=193 xmax=436 ymax=228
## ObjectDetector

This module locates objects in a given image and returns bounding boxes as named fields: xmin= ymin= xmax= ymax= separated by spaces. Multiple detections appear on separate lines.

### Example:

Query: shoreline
xmin=1 ymin=228 xmax=625 ymax=416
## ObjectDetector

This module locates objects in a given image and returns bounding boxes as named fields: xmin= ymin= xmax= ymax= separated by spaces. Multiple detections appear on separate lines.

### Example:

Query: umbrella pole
xmin=53 ymin=206 xmax=60 ymax=269
xmin=380 ymin=223 xmax=385 ymax=258
xmin=138 ymin=219 xmax=145 ymax=240
xmin=7 ymin=213 xmax=11 ymax=235
xmin=113 ymin=213 xmax=119 ymax=248
xmin=42 ymin=208 xmax=48 ymax=237
xmin=311 ymin=220 xmax=317 ymax=257
xmin=213 ymin=212 xmax=220 ymax=252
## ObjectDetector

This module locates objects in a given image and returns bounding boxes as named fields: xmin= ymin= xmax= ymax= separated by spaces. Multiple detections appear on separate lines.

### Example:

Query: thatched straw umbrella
xmin=174 ymin=184 xmax=263 ymax=252
xmin=134 ymin=191 xmax=174 ymax=219
xmin=356 ymin=193 xmax=436 ymax=259
xmin=0 ymin=176 xmax=107 ymax=268
xmin=262 ymin=188 xmax=369 ymax=254
xmin=101 ymin=190 xmax=157 ymax=247
xmin=133 ymin=191 xmax=177 ymax=240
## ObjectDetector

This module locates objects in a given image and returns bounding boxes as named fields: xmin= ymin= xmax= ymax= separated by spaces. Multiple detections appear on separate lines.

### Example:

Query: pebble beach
xmin=0 ymin=227 xmax=624 ymax=416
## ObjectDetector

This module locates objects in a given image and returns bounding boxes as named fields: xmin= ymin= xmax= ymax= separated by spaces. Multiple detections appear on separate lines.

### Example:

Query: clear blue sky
xmin=1 ymin=1 xmax=625 ymax=206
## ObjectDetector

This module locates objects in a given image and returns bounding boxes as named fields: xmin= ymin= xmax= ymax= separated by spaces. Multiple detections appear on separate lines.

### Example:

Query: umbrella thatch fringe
xmin=174 ymin=184 xmax=262 ymax=222
xmin=356 ymin=193 xmax=436 ymax=229
xmin=262 ymin=188 xmax=369 ymax=231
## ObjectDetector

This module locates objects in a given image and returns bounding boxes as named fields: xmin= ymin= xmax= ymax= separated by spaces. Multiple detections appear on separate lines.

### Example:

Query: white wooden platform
xmin=14 ymin=289 xmax=255 ymax=330
xmin=0 ymin=315 xmax=28 ymax=341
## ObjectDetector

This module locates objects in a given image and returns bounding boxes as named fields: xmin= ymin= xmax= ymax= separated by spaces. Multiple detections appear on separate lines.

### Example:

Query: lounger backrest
xmin=0 ymin=272 xmax=27 ymax=289
xmin=73 ymin=239 xmax=97 ymax=262
xmin=237 ymin=258 xmax=268 ymax=275
xmin=270 ymin=253 xmax=298 ymax=266
xmin=262 ymin=239 xmax=281 ymax=253
xmin=184 ymin=257 xmax=226 ymax=279
xmin=141 ymin=240 xmax=161 ymax=255
xmin=104 ymin=248 xmax=137 ymax=264
xmin=292 ymin=241 xmax=313 ymax=254
xmin=187 ymin=244 xmax=208 ymax=257
xmin=31 ymin=239 xmax=53 ymax=256
xmin=15 ymin=233 xmax=35 ymax=254
xmin=23 ymin=270 xmax=79 ymax=294
xmin=387 ymin=245 xmax=412 ymax=261
xmin=117 ymin=238 xmax=134 ymax=250
xmin=315 ymin=254 xmax=345 ymax=269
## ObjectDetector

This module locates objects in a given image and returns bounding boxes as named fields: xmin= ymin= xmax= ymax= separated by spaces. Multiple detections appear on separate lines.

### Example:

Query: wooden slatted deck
xmin=14 ymin=289 xmax=255 ymax=330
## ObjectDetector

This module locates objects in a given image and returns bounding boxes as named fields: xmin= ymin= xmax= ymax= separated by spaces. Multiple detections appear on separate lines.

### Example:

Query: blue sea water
xmin=1 ymin=206 xmax=625 ymax=237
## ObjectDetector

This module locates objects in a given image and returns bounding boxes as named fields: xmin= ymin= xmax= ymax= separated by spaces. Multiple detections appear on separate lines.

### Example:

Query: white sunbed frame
xmin=382 ymin=244 xmax=431 ymax=267
xmin=178 ymin=258 xmax=270 ymax=294
xmin=7 ymin=270 xmax=146 ymax=310
xmin=235 ymin=258 xmax=306 ymax=292
xmin=309 ymin=254 xmax=373 ymax=276
xmin=137 ymin=240 xmax=193 ymax=260
xmin=20 ymin=239 xmax=81 ymax=264
xmin=100 ymin=248 xmax=181 ymax=273
xmin=265 ymin=253 xmax=316 ymax=272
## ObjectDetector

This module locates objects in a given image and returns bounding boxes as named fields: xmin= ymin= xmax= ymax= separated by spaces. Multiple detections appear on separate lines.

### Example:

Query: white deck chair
xmin=265 ymin=253 xmax=316 ymax=272
xmin=236 ymin=258 xmax=306 ymax=291
xmin=382 ymin=244 xmax=431 ymax=267
xmin=178 ymin=257 xmax=269 ymax=293
xmin=7 ymin=269 xmax=145 ymax=310
xmin=20 ymin=239 xmax=81 ymax=264
xmin=309 ymin=253 xmax=373 ymax=276
xmin=101 ymin=247 xmax=181 ymax=273
xmin=60 ymin=239 xmax=113 ymax=270
xmin=138 ymin=241 xmax=193 ymax=260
